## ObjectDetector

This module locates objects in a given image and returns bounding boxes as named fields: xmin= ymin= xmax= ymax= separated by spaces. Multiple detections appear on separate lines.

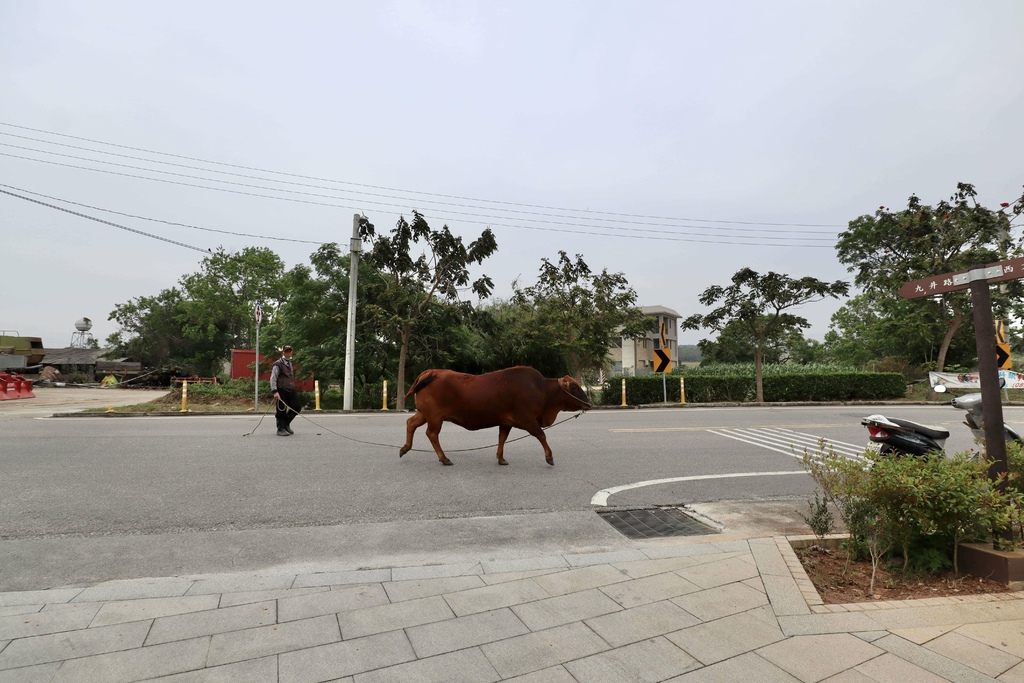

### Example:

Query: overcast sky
xmin=2 ymin=1 xmax=1023 ymax=351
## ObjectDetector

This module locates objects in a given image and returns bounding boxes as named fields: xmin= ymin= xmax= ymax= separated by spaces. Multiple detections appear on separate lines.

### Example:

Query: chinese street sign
xmin=899 ymin=257 xmax=1024 ymax=300
xmin=900 ymin=258 xmax=1024 ymax=531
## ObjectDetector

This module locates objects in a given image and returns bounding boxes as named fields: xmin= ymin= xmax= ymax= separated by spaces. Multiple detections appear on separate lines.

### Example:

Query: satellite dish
xmin=75 ymin=317 xmax=93 ymax=332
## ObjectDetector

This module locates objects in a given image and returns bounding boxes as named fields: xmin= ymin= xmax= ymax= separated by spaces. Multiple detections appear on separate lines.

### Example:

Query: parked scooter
xmin=861 ymin=385 xmax=1022 ymax=457
xmin=941 ymin=385 xmax=1022 ymax=445
xmin=861 ymin=413 xmax=950 ymax=456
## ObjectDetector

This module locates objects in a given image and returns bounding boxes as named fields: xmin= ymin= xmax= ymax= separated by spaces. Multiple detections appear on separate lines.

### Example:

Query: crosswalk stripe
xmin=707 ymin=427 xmax=868 ymax=462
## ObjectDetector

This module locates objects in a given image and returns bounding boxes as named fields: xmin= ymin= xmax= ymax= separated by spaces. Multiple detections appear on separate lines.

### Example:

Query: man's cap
xmin=282 ymin=345 xmax=293 ymax=352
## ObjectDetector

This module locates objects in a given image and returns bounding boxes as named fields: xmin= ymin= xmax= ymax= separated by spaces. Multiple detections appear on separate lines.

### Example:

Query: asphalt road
xmin=4 ymin=396 xmax=1017 ymax=541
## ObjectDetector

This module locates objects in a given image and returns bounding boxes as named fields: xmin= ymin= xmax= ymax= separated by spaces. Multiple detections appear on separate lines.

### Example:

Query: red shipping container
xmin=230 ymin=349 xmax=314 ymax=391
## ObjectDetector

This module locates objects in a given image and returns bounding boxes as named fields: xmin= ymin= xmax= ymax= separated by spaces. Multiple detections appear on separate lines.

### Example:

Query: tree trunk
xmin=935 ymin=302 xmax=963 ymax=373
xmin=929 ymin=303 xmax=964 ymax=400
xmin=396 ymin=323 xmax=411 ymax=411
xmin=754 ymin=343 xmax=764 ymax=403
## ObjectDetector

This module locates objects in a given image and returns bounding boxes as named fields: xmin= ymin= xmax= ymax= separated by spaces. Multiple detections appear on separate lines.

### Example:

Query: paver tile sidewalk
xmin=1 ymin=535 xmax=1021 ymax=682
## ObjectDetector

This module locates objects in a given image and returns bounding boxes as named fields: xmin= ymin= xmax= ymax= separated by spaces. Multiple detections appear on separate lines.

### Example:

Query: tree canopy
xmin=107 ymin=247 xmax=286 ymax=375
xmin=699 ymin=317 xmax=820 ymax=365
xmin=834 ymin=183 xmax=1024 ymax=373
xmin=358 ymin=211 xmax=498 ymax=409
xmin=511 ymin=251 xmax=651 ymax=383
xmin=683 ymin=268 xmax=849 ymax=401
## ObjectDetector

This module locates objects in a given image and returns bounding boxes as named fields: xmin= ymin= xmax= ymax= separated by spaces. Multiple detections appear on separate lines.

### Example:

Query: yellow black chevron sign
xmin=996 ymin=320 xmax=1012 ymax=370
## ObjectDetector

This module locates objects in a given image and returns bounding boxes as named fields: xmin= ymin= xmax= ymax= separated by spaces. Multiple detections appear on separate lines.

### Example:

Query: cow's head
xmin=559 ymin=376 xmax=591 ymax=411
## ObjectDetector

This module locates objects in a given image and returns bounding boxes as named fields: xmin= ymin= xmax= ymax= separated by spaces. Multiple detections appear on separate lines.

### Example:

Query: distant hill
xmin=678 ymin=345 xmax=701 ymax=363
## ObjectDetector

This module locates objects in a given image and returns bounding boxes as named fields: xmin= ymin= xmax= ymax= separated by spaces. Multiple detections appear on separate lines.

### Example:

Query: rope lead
xmin=245 ymin=400 xmax=585 ymax=453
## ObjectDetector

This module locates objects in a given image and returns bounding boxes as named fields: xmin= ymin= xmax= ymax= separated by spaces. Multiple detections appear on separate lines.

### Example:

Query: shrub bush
xmin=802 ymin=445 xmax=1020 ymax=581
xmin=599 ymin=365 xmax=905 ymax=404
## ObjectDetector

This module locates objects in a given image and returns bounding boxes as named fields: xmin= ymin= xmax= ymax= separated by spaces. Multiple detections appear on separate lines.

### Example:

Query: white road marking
xmin=708 ymin=427 xmax=867 ymax=462
xmin=611 ymin=423 xmax=846 ymax=433
xmin=592 ymin=426 xmax=869 ymax=506
xmin=591 ymin=470 xmax=807 ymax=506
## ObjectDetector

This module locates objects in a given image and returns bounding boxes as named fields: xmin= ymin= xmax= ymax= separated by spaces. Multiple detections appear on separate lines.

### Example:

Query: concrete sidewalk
xmin=2 ymin=531 xmax=1023 ymax=682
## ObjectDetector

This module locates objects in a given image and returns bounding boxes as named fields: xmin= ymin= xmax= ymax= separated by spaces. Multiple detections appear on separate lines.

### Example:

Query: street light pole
xmin=343 ymin=214 xmax=361 ymax=411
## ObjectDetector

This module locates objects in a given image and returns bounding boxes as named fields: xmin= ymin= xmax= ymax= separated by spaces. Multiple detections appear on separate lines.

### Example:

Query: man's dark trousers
xmin=276 ymin=387 xmax=301 ymax=432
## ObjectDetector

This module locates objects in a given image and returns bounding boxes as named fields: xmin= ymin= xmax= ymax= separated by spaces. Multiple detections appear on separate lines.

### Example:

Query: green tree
xmin=835 ymin=183 xmax=1024 ymax=376
xmin=359 ymin=211 xmax=498 ymax=409
xmin=683 ymin=268 xmax=849 ymax=402
xmin=108 ymin=247 xmax=286 ymax=376
xmin=511 ymin=251 xmax=652 ymax=384
xmin=107 ymin=288 xmax=192 ymax=370
xmin=822 ymin=291 xmax=978 ymax=373
xmin=473 ymin=298 xmax=579 ymax=378
xmin=266 ymin=243 xmax=375 ymax=388
xmin=698 ymin=317 xmax=820 ymax=365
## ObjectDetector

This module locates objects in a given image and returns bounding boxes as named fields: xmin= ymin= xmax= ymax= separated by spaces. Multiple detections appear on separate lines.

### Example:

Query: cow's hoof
xmin=546 ymin=458 xmax=554 ymax=466
xmin=441 ymin=461 xmax=453 ymax=466
xmin=497 ymin=459 xmax=508 ymax=466
xmin=399 ymin=447 xmax=409 ymax=458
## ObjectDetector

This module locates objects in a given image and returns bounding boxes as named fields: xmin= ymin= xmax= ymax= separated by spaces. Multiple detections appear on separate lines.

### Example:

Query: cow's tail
xmin=406 ymin=370 xmax=438 ymax=398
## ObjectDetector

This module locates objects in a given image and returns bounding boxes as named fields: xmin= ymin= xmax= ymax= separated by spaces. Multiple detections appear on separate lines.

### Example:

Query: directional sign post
xmin=901 ymin=258 xmax=1024 ymax=547
xmin=653 ymin=348 xmax=671 ymax=373
xmin=653 ymin=339 xmax=671 ymax=402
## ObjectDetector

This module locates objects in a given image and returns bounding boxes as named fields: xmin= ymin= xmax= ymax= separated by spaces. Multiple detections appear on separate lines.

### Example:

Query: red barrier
xmin=16 ymin=375 xmax=34 ymax=399
xmin=0 ymin=373 xmax=34 ymax=400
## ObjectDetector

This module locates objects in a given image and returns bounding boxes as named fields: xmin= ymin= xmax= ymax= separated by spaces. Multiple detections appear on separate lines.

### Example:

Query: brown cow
xmin=399 ymin=366 xmax=591 ymax=466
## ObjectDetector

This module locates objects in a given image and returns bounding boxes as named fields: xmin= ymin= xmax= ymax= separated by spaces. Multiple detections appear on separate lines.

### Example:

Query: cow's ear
xmin=559 ymin=377 xmax=569 ymax=390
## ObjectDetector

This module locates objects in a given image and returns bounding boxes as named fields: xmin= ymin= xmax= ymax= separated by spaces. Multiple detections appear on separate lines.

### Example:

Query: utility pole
xmin=343 ymin=214 xmax=361 ymax=411
xmin=254 ymin=302 xmax=262 ymax=410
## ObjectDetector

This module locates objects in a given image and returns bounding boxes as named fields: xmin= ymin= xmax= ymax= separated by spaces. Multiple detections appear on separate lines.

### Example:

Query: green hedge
xmin=599 ymin=371 xmax=906 ymax=405
xmin=182 ymin=379 xmax=392 ymax=410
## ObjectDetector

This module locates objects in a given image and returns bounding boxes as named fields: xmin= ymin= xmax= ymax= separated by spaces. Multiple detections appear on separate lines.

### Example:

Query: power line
xmin=0 ymin=142 xmax=838 ymax=237
xmin=0 ymin=183 xmax=326 ymax=246
xmin=0 ymin=152 xmax=835 ymax=247
xmin=0 ymin=121 xmax=846 ymax=228
xmin=0 ymin=159 xmax=835 ymax=249
xmin=0 ymin=135 xmax=841 ymax=235
xmin=0 ymin=186 xmax=212 ymax=254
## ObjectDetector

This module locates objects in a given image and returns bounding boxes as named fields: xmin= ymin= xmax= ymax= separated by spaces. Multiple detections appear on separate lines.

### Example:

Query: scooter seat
xmin=888 ymin=417 xmax=950 ymax=440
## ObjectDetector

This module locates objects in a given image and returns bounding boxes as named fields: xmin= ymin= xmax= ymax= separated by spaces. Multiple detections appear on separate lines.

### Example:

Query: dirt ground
xmin=797 ymin=545 xmax=1016 ymax=603
xmin=0 ymin=387 xmax=168 ymax=417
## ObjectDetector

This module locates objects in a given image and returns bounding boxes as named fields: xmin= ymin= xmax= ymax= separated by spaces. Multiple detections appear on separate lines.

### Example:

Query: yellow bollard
xmin=314 ymin=380 xmax=322 ymax=411
xmin=621 ymin=378 xmax=627 ymax=406
xmin=680 ymin=377 xmax=686 ymax=404
xmin=382 ymin=380 xmax=389 ymax=410
xmin=180 ymin=380 xmax=188 ymax=412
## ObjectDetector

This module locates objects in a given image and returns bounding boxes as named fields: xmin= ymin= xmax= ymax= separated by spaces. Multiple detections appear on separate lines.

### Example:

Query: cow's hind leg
xmin=425 ymin=420 xmax=452 ymax=465
xmin=495 ymin=424 xmax=512 ymax=465
xmin=400 ymin=411 xmax=426 ymax=458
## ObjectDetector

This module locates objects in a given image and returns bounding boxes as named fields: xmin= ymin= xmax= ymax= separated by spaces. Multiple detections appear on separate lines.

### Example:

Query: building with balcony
xmin=609 ymin=305 xmax=682 ymax=376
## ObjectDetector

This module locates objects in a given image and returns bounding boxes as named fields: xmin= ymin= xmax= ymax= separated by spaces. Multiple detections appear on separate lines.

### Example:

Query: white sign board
xmin=930 ymin=370 xmax=1024 ymax=390
xmin=255 ymin=303 xmax=263 ymax=325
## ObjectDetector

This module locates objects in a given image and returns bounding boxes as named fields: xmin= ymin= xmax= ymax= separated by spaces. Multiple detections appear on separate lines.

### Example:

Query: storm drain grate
xmin=597 ymin=507 xmax=720 ymax=539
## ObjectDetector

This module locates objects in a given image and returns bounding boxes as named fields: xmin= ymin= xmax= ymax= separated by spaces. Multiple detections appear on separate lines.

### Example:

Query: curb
xmin=52 ymin=400 xmax=1014 ymax=418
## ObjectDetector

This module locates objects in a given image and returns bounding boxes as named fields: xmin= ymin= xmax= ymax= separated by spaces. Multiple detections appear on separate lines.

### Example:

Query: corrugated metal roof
xmin=41 ymin=347 xmax=120 ymax=365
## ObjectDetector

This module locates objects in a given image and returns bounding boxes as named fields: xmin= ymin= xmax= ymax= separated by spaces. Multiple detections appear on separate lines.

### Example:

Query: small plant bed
xmin=151 ymin=393 xmax=255 ymax=408
xmin=796 ymin=544 xmax=1014 ymax=604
